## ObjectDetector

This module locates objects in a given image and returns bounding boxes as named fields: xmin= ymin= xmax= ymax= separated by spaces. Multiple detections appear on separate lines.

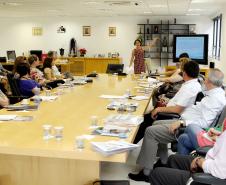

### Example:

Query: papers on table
xmin=5 ymin=104 xmax=39 ymax=111
xmin=92 ymin=125 xmax=130 ymax=138
xmin=107 ymin=101 xmax=138 ymax=111
xmin=91 ymin=140 xmax=139 ymax=156
xmin=0 ymin=115 xmax=17 ymax=121
xmin=0 ymin=115 xmax=33 ymax=122
xmin=131 ymin=96 xmax=149 ymax=101
xmin=104 ymin=114 xmax=143 ymax=127
xmin=100 ymin=95 xmax=126 ymax=99
xmin=38 ymin=96 xmax=58 ymax=101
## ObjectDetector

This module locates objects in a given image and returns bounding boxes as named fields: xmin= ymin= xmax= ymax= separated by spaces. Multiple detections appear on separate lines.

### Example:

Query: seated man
xmin=129 ymin=68 xmax=226 ymax=182
xmin=149 ymin=130 xmax=226 ymax=185
xmin=134 ymin=61 xmax=202 ymax=143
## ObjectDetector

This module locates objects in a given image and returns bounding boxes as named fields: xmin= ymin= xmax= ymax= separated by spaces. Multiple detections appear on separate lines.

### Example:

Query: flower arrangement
xmin=79 ymin=48 xmax=87 ymax=56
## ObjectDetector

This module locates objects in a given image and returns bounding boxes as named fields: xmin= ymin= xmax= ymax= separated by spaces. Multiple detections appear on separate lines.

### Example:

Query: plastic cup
xmin=75 ymin=136 xmax=85 ymax=149
xmin=42 ymin=124 xmax=52 ymax=140
xmin=54 ymin=126 xmax=64 ymax=140
xmin=45 ymin=89 xmax=51 ymax=96
xmin=91 ymin=116 xmax=98 ymax=126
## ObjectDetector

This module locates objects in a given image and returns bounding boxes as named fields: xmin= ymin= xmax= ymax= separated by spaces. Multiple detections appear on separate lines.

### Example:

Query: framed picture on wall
xmin=83 ymin=26 xmax=91 ymax=36
xmin=109 ymin=27 xmax=116 ymax=36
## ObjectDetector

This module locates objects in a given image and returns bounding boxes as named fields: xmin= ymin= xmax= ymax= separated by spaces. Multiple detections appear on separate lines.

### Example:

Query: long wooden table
xmin=0 ymin=74 xmax=150 ymax=185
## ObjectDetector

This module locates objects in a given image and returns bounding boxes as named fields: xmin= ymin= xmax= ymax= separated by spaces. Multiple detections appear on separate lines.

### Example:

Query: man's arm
xmin=151 ymin=105 xmax=185 ymax=119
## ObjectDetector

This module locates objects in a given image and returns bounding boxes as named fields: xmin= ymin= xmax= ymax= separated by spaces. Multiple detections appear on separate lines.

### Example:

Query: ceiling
xmin=0 ymin=0 xmax=225 ymax=17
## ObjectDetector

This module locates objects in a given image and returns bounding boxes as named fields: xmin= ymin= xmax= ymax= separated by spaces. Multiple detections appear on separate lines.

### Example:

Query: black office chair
xmin=192 ymin=173 xmax=226 ymax=185
xmin=106 ymin=64 xmax=124 ymax=74
xmin=191 ymin=145 xmax=226 ymax=185
xmin=6 ymin=73 xmax=29 ymax=104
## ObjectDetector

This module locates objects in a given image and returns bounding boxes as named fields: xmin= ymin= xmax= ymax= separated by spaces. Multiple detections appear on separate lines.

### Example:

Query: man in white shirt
xmin=129 ymin=68 xmax=226 ymax=182
xmin=149 ymin=130 xmax=226 ymax=185
xmin=134 ymin=61 xmax=202 ymax=143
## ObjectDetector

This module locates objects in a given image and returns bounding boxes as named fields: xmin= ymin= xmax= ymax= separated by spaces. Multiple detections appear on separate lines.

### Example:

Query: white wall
xmin=0 ymin=15 xmax=212 ymax=69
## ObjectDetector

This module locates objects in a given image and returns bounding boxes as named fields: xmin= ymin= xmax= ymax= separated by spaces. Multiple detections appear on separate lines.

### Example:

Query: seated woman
xmin=16 ymin=63 xmax=41 ymax=98
xmin=13 ymin=56 xmax=27 ymax=75
xmin=157 ymin=52 xmax=190 ymax=83
xmin=177 ymin=122 xmax=226 ymax=155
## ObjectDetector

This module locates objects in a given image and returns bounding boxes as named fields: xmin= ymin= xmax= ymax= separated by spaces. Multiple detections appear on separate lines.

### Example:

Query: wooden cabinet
xmin=67 ymin=57 xmax=121 ymax=75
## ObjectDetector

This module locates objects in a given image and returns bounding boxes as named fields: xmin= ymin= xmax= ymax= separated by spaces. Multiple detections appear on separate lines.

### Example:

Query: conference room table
xmin=0 ymin=74 xmax=151 ymax=185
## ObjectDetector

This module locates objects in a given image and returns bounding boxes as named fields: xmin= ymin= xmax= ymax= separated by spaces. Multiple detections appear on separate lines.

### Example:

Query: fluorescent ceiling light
xmin=144 ymin=11 xmax=152 ymax=14
xmin=149 ymin=4 xmax=167 ymax=8
xmin=191 ymin=0 xmax=208 ymax=3
xmin=84 ymin=1 xmax=99 ymax=5
xmin=188 ymin=8 xmax=203 ymax=11
xmin=186 ymin=13 xmax=201 ymax=16
xmin=0 ymin=2 xmax=22 ymax=6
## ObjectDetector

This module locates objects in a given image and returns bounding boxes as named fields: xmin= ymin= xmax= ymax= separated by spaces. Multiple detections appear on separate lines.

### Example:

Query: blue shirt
xmin=19 ymin=79 xmax=40 ymax=97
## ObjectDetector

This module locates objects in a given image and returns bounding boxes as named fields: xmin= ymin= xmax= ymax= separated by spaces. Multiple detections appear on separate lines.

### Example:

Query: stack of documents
xmin=92 ymin=125 xmax=130 ymax=138
xmin=104 ymin=114 xmax=143 ymax=127
xmin=91 ymin=140 xmax=139 ymax=156
xmin=100 ymin=95 xmax=126 ymax=99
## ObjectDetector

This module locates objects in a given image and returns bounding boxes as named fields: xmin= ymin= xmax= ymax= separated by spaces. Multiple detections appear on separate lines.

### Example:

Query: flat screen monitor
xmin=173 ymin=34 xmax=209 ymax=65
xmin=7 ymin=50 xmax=16 ymax=62
xmin=30 ymin=50 xmax=42 ymax=61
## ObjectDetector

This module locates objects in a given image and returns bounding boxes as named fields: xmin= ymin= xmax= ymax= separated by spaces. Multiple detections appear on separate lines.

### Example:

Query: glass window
xmin=212 ymin=14 xmax=222 ymax=60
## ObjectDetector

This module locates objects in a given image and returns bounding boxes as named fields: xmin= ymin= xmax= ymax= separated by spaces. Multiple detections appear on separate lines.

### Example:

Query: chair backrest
xmin=210 ymin=105 xmax=226 ymax=128
xmin=106 ymin=64 xmax=124 ymax=74
xmin=194 ymin=91 xmax=205 ymax=105
xmin=7 ymin=73 xmax=22 ymax=97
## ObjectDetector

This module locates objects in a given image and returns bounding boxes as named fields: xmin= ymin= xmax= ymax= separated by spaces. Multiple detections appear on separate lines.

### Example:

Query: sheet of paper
xmin=99 ymin=95 xmax=126 ymax=99
xmin=0 ymin=115 xmax=17 ymax=121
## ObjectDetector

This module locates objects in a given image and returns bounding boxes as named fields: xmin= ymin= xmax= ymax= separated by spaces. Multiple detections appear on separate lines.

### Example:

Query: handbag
xmin=93 ymin=180 xmax=130 ymax=185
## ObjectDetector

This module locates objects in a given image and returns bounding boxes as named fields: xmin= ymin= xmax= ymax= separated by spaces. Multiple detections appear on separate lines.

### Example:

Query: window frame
xmin=212 ymin=14 xmax=222 ymax=60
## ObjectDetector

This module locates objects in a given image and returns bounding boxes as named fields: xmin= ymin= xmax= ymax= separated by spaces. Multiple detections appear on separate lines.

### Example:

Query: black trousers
xmin=149 ymin=154 xmax=207 ymax=185
xmin=133 ymin=113 xmax=154 ymax=144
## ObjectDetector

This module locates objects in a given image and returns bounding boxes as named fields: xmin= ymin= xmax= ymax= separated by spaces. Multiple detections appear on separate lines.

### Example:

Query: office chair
xmin=106 ymin=64 xmax=124 ymax=74
xmin=6 ymin=73 xmax=29 ymax=104
xmin=191 ymin=142 xmax=226 ymax=185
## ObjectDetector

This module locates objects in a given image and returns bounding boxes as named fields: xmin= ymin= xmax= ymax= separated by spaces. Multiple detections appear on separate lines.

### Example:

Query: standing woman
xmin=129 ymin=39 xmax=156 ymax=74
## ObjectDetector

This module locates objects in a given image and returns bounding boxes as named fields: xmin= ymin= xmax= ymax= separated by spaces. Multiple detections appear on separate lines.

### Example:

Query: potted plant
xmin=79 ymin=48 xmax=87 ymax=57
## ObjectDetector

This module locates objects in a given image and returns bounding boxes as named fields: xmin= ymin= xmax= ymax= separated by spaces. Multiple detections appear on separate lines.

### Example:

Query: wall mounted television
xmin=173 ymin=34 xmax=209 ymax=65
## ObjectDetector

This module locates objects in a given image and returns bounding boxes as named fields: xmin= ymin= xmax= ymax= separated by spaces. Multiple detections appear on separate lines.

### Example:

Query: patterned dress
xmin=134 ymin=48 xmax=145 ymax=74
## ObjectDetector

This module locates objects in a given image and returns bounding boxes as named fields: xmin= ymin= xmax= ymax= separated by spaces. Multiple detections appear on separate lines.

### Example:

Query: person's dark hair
xmin=47 ymin=51 xmax=54 ymax=58
xmin=28 ymin=55 xmax=38 ymax=65
xmin=134 ymin=39 xmax=142 ymax=46
xmin=13 ymin=56 xmax=27 ymax=73
xmin=16 ymin=63 xmax=30 ymax=78
xmin=43 ymin=57 xmax=53 ymax=69
xmin=183 ymin=60 xmax=200 ymax=78
xmin=179 ymin=52 xmax=189 ymax=59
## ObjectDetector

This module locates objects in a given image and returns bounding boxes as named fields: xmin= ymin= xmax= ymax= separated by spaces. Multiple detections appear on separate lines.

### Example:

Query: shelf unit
xmin=137 ymin=20 xmax=196 ymax=66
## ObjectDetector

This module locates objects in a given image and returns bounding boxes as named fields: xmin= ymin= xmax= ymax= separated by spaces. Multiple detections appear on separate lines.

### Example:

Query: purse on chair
xmin=93 ymin=180 xmax=130 ymax=185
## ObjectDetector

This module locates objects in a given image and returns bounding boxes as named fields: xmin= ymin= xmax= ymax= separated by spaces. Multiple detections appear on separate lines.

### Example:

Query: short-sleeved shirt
xmin=167 ymin=79 xmax=202 ymax=107
xmin=182 ymin=87 xmax=226 ymax=128
xmin=19 ymin=79 xmax=40 ymax=97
